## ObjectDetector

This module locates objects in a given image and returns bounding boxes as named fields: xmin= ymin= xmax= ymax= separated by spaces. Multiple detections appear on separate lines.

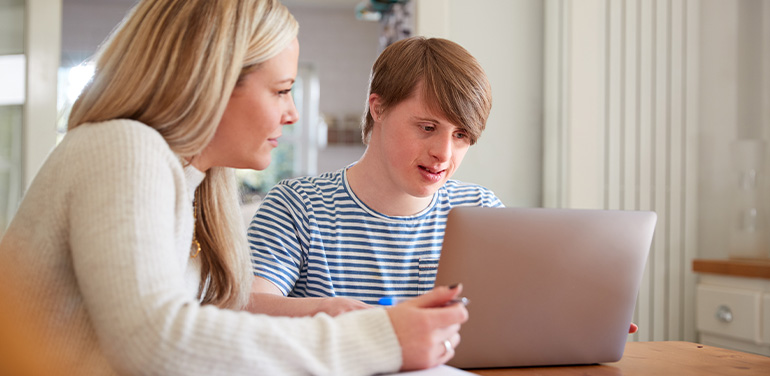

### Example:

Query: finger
xmin=436 ymin=332 xmax=461 ymax=366
xmin=431 ymin=323 xmax=461 ymax=347
xmin=403 ymin=284 xmax=463 ymax=309
xmin=430 ymin=303 xmax=469 ymax=329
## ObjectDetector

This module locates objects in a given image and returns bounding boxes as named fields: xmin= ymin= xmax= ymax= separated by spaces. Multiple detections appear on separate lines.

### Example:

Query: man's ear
xmin=368 ymin=93 xmax=383 ymax=121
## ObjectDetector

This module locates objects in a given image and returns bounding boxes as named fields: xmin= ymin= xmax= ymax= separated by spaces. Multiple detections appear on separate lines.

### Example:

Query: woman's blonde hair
xmin=67 ymin=0 xmax=298 ymax=309
xmin=362 ymin=36 xmax=492 ymax=145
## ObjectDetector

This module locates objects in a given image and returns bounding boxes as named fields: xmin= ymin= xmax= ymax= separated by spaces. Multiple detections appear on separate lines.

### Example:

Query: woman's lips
xmin=267 ymin=135 xmax=281 ymax=147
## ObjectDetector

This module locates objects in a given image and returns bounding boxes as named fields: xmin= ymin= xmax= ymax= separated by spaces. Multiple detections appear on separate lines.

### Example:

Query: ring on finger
xmin=443 ymin=339 xmax=453 ymax=356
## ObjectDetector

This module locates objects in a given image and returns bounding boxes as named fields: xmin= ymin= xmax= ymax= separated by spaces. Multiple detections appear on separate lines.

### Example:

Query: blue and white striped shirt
xmin=248 ymin=167 xmax=503 ymax=305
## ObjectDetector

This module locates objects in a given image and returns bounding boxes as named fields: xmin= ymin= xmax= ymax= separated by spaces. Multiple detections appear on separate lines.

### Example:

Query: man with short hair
xmin=246 ymin=36 xmax=503 ymax=317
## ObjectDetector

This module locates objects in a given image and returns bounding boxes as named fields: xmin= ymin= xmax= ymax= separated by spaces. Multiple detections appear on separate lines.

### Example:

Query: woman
xmin=0 ymin=1 xmax=467 ymax=375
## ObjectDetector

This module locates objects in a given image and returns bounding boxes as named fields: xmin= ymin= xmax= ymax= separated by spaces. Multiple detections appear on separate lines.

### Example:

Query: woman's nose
xmin=283 ymin=98 xmax=299 ymax=125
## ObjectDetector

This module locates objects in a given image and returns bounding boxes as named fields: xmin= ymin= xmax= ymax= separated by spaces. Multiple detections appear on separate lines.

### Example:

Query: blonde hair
xmin=362 ymin=36 xmax=492 ymax=145
xmin=67 ymin=0 xmax=298 ymax=309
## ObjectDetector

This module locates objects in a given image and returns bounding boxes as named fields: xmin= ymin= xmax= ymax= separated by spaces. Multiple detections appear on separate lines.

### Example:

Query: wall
xmin=416 ymin=0 xmax=544 ymax=208
xmin=286 ymin=4 xmax=378 ymax=172
xmin=698 ymin=0 xmax=770 ymax=260
xmin=61 ymin=0 xmax=132 ymax=66
xmin=288 ymin=6 xmax=380 ymax=126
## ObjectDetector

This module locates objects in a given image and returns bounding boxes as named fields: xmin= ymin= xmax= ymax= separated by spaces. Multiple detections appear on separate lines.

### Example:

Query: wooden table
xmin=468 ymin=341 xmax=770 ymax=375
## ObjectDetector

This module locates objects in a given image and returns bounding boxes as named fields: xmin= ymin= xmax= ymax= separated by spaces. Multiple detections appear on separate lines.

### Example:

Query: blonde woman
xmin=0 ymin=1 xmax=467 ymax=375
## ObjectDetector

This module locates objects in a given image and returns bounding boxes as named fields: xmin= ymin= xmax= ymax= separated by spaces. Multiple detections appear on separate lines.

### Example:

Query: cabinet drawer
xmin=696 ymin=284 xmax=761 ymax=343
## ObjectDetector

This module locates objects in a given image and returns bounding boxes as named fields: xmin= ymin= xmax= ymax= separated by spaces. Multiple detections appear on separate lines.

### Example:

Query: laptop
xmin=434 ymin=206 xmax=656 ymax=369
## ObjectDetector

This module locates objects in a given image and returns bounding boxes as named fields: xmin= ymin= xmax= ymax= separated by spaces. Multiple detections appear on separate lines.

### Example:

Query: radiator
xmin=544 ymin=0 xmax=700 ymax=342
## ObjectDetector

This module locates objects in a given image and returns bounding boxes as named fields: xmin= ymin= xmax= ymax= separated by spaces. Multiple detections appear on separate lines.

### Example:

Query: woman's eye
xmin=454 ymin=132 xmax=468 ymax=139
xmin=421 ymin=125 xmax=435 ymax=132
xmin=278 ymin=88 xmax=292 ymax=96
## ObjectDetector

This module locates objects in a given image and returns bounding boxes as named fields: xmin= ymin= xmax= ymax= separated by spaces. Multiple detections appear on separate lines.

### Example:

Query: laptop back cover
xmin=436 ymin=207 xmax=656 ymax=369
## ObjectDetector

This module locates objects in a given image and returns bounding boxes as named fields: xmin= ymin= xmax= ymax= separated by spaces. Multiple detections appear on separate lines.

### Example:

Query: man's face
xmin=368 ymin=86 xmax=471 ymax=198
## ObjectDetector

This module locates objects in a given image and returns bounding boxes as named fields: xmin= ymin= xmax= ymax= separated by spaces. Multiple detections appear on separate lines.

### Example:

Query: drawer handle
xmin=715 ymin=305 xmax=733 ymax=323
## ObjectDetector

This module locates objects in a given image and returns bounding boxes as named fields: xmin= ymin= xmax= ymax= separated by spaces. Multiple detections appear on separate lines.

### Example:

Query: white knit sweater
xmin=0 ymin=119 xmax=401 ymax=375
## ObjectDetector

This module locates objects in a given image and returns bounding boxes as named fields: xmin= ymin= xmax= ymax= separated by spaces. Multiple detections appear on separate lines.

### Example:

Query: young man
xmin=246 ymin=36 xmax=503 ymax=317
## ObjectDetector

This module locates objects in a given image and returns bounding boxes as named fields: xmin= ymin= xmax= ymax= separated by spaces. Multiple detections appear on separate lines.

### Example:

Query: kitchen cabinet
xmin=693 ymin=259 xmax=770 ymax=355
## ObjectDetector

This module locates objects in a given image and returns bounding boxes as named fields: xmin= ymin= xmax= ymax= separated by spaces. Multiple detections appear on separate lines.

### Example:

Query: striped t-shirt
xmin=247 ymin=166 xmax=503 ymax=305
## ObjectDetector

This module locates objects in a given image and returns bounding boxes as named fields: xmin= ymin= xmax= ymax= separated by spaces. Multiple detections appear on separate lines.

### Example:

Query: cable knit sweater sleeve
xmin=0 ymin=120 xmax=402 ymax=375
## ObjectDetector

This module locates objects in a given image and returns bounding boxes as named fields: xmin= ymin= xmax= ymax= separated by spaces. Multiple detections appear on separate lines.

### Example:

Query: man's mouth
xmin=419 ymin=165 xmax=445 ymax=175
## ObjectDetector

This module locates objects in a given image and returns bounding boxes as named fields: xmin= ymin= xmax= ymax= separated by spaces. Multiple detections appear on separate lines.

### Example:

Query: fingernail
xmin=448 ymin=283 xmax=459 ymax=290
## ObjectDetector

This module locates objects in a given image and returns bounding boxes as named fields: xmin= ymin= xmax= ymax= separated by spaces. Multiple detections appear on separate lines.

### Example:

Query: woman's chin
xmin=249 ymin=158 xmax=271 ymax=171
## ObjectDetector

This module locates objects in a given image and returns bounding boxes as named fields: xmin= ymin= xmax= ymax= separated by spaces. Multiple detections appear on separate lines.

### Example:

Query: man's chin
xmin=411 ymin=185 xmax=443 ymax=198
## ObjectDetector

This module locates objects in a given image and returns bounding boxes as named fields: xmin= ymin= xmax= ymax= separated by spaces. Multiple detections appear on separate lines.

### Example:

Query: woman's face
xmin=197 ymin=38 xmax=300 ymax=171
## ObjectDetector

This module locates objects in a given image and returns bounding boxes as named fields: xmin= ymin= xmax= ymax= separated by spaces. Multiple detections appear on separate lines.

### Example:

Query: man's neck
xmin=346 ymin=158 xmax=433 ymax=217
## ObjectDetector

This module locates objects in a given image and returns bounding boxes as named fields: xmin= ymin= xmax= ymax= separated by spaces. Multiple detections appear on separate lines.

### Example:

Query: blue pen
xmin=378 ymin=296 xmax=470 ymax=307
xmin=378 ymin=296 xmax=402 ymax=306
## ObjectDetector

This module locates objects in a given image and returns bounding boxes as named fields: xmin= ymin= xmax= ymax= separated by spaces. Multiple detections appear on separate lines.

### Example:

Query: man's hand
xmin=314 ymin=296 xmax=371 ymax=316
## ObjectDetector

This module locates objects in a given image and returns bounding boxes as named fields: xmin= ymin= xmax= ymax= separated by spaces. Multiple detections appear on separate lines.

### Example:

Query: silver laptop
xmin=435 ymin=206 xmax=656 ymax=369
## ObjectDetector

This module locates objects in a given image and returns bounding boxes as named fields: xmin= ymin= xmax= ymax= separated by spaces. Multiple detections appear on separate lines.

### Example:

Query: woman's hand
xmin=386 ymin=285 xmax=469 ymax=371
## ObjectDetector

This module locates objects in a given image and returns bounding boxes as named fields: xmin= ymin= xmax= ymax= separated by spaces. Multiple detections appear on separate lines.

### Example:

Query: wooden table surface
xmin=468 ymin=341 xmax=770 ymax=375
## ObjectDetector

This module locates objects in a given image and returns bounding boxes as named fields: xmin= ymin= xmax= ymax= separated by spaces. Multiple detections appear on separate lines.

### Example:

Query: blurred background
xmin=1 ymin=0 xmax=769 ymax=356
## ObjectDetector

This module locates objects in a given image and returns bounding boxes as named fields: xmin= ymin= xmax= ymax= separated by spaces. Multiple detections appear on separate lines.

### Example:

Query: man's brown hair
xmin=362 ymin=36 xmax=492 ymax=145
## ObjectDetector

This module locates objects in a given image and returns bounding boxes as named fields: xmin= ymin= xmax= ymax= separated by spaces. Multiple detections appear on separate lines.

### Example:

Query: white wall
xmin=416 ymin=0 xmax=544 ymax=208
xmin=61 ymin=0 xmax=133 ymax=66
xmin=698 ymin=0 xmax=770 ymax=260
xmin=288 ymin=6 xmax=380 ymax=124
xmin=286 ymin=5 xmax=376 ymax=172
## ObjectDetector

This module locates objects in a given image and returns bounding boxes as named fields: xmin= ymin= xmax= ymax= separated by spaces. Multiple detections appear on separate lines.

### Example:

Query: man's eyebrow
xmin=412 ymin=116 xmax=464 ymax=131
xmin=411 ymin=116 xmax=440 ymax=124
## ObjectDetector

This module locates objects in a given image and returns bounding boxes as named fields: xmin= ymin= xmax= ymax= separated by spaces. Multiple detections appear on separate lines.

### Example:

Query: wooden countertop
xmin=470 ymin=341 xmax=770 ymax=375
xmin=692 ymin=258 xmax=770 ymax=279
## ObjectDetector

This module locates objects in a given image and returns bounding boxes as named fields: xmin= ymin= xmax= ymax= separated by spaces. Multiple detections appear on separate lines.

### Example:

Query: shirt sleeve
xmin=445 ymin=180 xmax=505 ymax=208
xmin=486 ymin=190 xmax=505 ymax=208
xmin=248 ymin=183 xmax=309 ymax=295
